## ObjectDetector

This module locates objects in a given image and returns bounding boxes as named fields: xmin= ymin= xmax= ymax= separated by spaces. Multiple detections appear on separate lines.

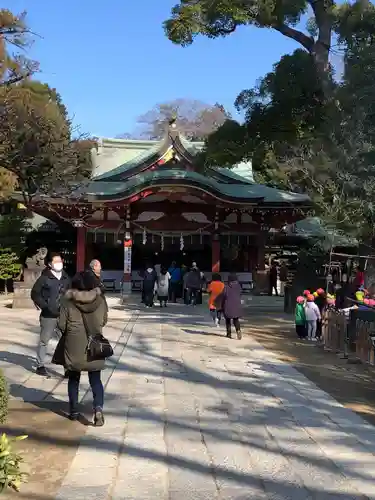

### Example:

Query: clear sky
xmin=5 ymin=0 xmax=300 ymax=138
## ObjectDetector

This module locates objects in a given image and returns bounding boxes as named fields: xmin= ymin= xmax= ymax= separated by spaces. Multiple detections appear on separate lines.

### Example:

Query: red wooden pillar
xmin=212 ymin=236 xmax=220 ymax=273
xmin=76 ymin=226 xmax=86 ymax=272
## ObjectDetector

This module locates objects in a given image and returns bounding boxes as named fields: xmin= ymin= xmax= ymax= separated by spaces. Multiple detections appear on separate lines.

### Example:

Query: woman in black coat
xmin=223 ymin=273 xmax=242 ymax=340
xmin=53 ymin=271 xmax=108 ymax=425
xmin=142 ymin=265 xmax=157 ymax=307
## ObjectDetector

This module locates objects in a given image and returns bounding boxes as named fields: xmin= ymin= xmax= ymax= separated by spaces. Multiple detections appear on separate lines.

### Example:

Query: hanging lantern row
xmin=142 ymin=228 xmax=147 ymax=245
xmin=161 ymin=234 xmax=164 ymax=251
xmin=180 ymin=234 xmax=184 ymax=251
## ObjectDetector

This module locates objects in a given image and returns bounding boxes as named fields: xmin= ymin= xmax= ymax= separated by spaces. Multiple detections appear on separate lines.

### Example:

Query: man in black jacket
xmin=87 ymin=259 xmax=105 ymax=292
xmin=31 ymin=252 xmax=70 ymax=376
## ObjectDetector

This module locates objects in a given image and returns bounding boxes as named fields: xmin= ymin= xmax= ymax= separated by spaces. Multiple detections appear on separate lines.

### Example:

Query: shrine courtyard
xmin=1 ymin=296 xmax=375 ymax=499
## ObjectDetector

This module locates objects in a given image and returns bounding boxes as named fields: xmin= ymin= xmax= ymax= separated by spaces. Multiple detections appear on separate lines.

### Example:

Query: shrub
xmin=0 ymin=433 xmax=28 ymax=493
xmin=0 ymin=249 xmax=22 ymax=294
xmin=0 ymin=370 xmax=8 ymax=425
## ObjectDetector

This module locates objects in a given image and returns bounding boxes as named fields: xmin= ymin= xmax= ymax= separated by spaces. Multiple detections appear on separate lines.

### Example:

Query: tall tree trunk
xmin=311 ymin=40 xmax=331 ymax=97
xmin=310 ymin=0 xmax=333 ymax=98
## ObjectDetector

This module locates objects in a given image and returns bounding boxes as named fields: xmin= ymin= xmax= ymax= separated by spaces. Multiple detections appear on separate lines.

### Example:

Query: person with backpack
xmin=185 ymin=266 xmax=203 ymax=306
xmin=156 ymin=266 xmax=171 ymax=307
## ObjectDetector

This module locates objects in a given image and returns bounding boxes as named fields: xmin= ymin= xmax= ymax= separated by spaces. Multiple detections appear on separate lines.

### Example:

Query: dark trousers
xmin=183 ymin=288 xmax=189 ymax=304
xmin=296 ymin=324 xmax=307 ymax=338
xmin=169 ymin=282 xmax=179 ymax=302
xmin=144 ymin=290 xmax=154 ymax=307
xmin=269 ymin=282 xmax=278 ymax=296
xmin=210 ymin=309 xmax=222 ymax=322
xmin=225 ymin=317 xmax=241 ymax=334
xmin=158 ymin=296 xmax=168 ymax=307
xmin=188 ymin=288 xmax=199 ymax=305
xmin=68 ymin=370 xmax=104 ymax=414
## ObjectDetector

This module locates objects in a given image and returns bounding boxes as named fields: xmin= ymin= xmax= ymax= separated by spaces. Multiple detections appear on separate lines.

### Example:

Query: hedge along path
xmin=0 ymin=368 xmax=8 ymax=424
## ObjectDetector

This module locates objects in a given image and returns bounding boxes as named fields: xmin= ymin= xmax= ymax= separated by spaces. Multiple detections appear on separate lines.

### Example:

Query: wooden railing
xmin=322 ymin=308 xmax=375 ymax=366
xmin=322 ymin=309 xmax=348 ymax=354
xmin=354 ymin=317 xmax=375 ymax=365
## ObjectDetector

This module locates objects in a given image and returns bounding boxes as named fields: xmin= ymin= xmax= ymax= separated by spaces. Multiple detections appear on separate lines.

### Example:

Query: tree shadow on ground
xmin=1 ymin=351 xmax=63 ymax=381
xmin=2 ymin=303 xmax=375 ymax=498
xmin=0 ymin=351 xmax=38 ymax=375
xmin=244 ymin=317 xmax=375 ymax=426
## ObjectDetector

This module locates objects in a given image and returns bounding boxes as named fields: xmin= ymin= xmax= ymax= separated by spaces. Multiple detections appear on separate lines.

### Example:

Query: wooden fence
xmin=322 ymin=308 xmax=375 ymax=365
xmin=322 ymin=310 xmax=348 ymax=354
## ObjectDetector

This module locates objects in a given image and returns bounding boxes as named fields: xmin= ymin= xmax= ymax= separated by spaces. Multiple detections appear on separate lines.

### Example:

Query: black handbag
xmin=81 ymin=312 xmax=114 ymax=362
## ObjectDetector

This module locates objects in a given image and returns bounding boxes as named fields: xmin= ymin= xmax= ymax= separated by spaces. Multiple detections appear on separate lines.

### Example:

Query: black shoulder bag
xmin=81 ymin=311 xmax=114 ymax=362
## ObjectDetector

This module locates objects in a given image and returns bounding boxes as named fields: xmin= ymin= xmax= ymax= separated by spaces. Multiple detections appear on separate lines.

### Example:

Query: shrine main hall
xmin=29 ymin=120 xmax=311 ymax=292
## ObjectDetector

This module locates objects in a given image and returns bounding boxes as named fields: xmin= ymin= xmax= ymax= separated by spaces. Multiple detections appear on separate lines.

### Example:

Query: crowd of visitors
xmin=24 ymin=246 xmax=375 ymax=430
xmin=29 ymin=246 xmax=375 ymax=426
xmin=29 ymin=255 xmax=245 ymax=425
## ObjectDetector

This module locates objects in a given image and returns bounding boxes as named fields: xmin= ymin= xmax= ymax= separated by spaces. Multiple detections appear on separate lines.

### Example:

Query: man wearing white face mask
xmin=31 ymin=252 xmax=70 ymax=377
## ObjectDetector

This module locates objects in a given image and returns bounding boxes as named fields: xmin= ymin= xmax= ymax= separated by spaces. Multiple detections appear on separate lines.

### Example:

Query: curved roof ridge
xmin=100 ymin=137 xmax=159 ymax=146
xmin=93 ymin=139 xmax=164 ymax=181
xmin=82 ymin=169 xmax=310 ymax=204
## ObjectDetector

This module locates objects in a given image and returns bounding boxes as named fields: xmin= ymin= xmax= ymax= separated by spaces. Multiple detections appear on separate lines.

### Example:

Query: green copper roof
xmin=290 ymin=217 xmax=357 ymax=248
xmin=87 ymin=128 xmax=309 ymax=206
xmin=93 ymin=140 xmax=163 ymax=181
xmin=79 ymin=169 xmax=309 ymax=204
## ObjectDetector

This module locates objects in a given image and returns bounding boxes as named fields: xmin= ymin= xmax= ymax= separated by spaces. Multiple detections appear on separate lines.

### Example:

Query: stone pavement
xmin=1 ymin=298 xmax=375 ymax=499
xmin=55 ymin=302 xmax=375 ymax=500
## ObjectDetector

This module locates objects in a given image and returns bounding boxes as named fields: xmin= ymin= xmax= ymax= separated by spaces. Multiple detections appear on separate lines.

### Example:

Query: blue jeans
xmin=306 ymin=320 xmax=317 ymax=339
xmin=68 ymin=370 xmax=104 ymax=414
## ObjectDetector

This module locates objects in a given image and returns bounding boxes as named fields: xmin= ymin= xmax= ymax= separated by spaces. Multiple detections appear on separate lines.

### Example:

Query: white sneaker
xmin=214 ymin=318 xmax=219 ymax=327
